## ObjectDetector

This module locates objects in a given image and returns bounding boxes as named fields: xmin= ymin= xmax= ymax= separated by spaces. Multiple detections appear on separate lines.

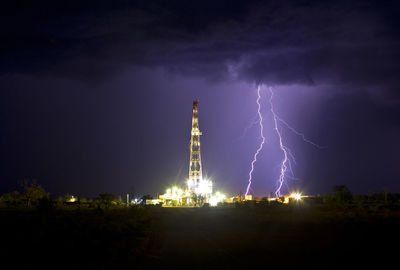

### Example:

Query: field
xmin=1 ymin=204 xmax=399 ymax=268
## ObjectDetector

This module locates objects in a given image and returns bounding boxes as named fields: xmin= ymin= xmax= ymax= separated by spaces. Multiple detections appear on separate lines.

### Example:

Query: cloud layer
xmin=1 ymin=0 xmax=399 ymax=93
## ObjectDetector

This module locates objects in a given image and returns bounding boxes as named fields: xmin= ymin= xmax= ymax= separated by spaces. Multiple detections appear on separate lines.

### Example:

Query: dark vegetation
xmin=1 ymin=181 xmax=399 ymax=268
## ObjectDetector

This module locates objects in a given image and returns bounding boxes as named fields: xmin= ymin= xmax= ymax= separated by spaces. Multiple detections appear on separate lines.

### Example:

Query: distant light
xmin=290 ymin=192 xmax=302 ymax=200
xmin=67 ymin=195 xmax=77 ymax=202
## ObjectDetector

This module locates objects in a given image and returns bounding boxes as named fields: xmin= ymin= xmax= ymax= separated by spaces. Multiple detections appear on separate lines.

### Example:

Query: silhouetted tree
xmin=19 ymin=179 xmax=49 ymax=207
xmin=332 ymin=185 xmax=352 ymax=207
xmin=353 ymin=194 xmax=368 ymax=208
xmin=78 ymin=196 xmax=89 ymax=205
xmin=99 ymin=193 xmax=115 ymax=208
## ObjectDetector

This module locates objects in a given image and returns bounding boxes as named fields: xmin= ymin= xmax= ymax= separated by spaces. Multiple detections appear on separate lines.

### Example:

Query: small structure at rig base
xmin=245 ymin=194 xmax=253 ymax=201
xmin=158 ymin=186 xmax=226 ymax=207
xmin=267 ymin=192 xmax=307 ymax=204
xmin=145 ymin=199 xmax=161 ymax=205
xmin=158 ymin=100 xmax=226 ymax=207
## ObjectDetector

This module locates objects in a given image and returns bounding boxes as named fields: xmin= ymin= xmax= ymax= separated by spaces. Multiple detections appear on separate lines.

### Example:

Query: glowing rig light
xmin=194 ymin=179 xmax=213 ymax=196
xmin=289 ymin=192 xmax=302 ymax=201
xmin=209 ymin=192 xmax=226 ymax=206
xmin=158 ymin=178 xmax=226 ymax=207
xmin=67 ymin=195 xmax=77 ymax=202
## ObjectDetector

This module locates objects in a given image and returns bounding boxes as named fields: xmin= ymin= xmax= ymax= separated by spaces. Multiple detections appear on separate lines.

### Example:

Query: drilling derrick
xmin=188 ymin=100 xmax=203 ymax=190
xmin=156 ymin=99 xmax=220 ymax=207
xmin=186 ymin=100 xmax=212 ymax=206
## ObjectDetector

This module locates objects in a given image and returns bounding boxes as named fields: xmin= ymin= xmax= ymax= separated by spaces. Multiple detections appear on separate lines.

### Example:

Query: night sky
xmin=1 ymin=0 xmax=400 ymax=198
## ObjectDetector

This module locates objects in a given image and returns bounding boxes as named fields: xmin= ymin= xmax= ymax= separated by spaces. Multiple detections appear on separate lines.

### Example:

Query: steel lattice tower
xmin=188 ymin=100 xmax=203 ymax=189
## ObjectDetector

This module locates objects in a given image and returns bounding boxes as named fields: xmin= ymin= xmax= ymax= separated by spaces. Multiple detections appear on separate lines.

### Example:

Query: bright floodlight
xmin=290 ymin=192 xmax=302 ymax=200
xmin=194 ymin=178 xmax=212 ymax=195
xmin=209 ymin=192 xmax=225 ymax=206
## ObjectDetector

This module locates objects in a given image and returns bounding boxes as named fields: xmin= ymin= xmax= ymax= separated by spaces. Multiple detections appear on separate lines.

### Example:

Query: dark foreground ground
xmin=1 ymin=205 xmax=399 ymax=268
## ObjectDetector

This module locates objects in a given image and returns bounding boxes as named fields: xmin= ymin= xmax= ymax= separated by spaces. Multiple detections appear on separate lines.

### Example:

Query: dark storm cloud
xmin=0 ymin=0 xmax=255 ymax=80
xmin=1 ymin=0 xmax=399 ymax=92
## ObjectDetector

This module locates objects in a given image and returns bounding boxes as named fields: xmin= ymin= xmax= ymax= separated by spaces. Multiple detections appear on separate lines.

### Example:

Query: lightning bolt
xmin=274 ymin=113 xmax=324 ymax=149
xmin=268 ymin=86 xmax=322 ymax=197
xmin=245 ymin=85 xmax=265 ymax=196
xmin=245 ymin=85 xmax=322 ymax=198
xmin=233 ymin=113 xmax=260 ymax=142
xmin=268 ymin=87 xmax=289 ymax=197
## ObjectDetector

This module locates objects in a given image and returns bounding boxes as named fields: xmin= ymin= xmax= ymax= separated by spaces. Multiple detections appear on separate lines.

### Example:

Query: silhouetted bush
xmin=0 ymin=191 xmax=22 ymax=207
xmin=98 ymin=192 xmax=115 ymax=209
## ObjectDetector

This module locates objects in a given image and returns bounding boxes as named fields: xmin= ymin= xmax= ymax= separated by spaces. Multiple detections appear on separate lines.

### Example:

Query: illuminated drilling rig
xmin=157 ymin=100 xmax=224 ymax=207
xmin=187 ymin=100 xmax=212 ymax=204
xmin=188 ymin=100 xmax=203 ymax=187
